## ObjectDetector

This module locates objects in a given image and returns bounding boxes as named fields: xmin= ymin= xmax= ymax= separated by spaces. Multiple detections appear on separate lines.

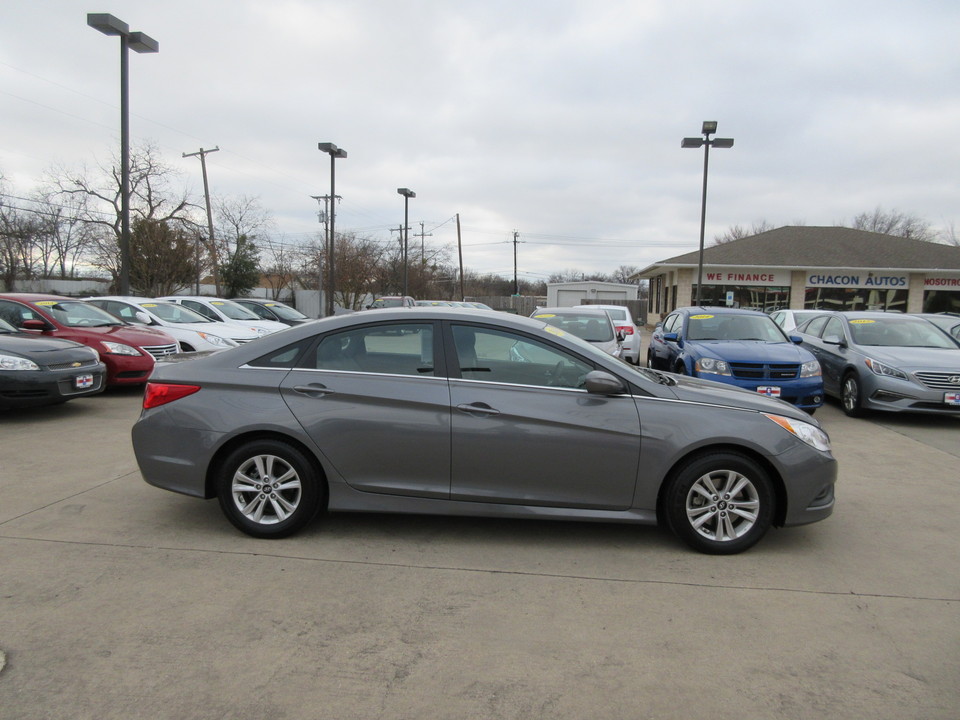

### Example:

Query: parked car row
xmin=790 ymin=311 xmax=960 ymax=417
xmin=0 ymin=293 xmax=304 ymax=410
xmin=648 ymin=306 xmax=960 ymax=418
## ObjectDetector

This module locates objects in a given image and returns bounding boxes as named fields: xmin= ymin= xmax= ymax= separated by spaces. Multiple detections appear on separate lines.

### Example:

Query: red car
xmin=0 ymin=293 xmax=179 ymax=386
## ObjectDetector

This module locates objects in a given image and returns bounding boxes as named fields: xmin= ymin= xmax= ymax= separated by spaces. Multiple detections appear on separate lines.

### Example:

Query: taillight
xmin=143 ymin=382 xmax=201 ymax=409
xmin=616 ymin=325 xmax=634 ymax=335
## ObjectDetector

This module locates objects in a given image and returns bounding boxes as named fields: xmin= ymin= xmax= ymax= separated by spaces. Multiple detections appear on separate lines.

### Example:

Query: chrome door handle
xmin=456 ymin=402 xmax=500 ymax=416
xmin=293 ymin=384 xmax=333 ymax=397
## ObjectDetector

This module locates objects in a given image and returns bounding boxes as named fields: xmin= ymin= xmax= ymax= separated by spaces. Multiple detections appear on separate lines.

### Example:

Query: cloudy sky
xmin=2 ymin=0 xmax=958 ymax=282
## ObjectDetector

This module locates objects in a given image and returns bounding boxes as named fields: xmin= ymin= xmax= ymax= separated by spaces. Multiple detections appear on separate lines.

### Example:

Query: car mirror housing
xmin=789 ymin=335 xmax=803 ymax=344
xmin=21 ymin=319 xmax=50 ymax=331
xmin=583 ymin=370 xmax=626 ymax=396
xmin=664 ymin=332 xmax=679 ymax=343
xmin=823 ymin=334 xmax=844 ymax=347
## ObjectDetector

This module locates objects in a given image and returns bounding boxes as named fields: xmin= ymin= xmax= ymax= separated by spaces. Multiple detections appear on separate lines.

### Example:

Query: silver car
xmin=795 ymin=311 xmax=960 ymax=416
xmin=531 ymin=307 xmax=622 ymax=360
xmin=132 ymin=308 xmax=837 ymax=554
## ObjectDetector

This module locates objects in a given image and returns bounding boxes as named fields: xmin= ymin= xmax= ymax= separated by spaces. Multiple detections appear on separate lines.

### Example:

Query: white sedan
xmin=86 ymin=297 xmax=259 ymax=351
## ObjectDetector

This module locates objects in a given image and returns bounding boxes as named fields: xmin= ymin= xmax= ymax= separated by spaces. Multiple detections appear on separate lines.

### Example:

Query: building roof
xmin=635 ymin=226 xmax=960 ymax=277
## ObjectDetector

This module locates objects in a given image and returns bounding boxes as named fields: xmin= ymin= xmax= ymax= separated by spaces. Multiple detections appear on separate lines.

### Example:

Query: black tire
xmin=841 ymin=372 xmax=865 ymax=417
xmin=216 ymin=439 xmax=324 ymax=538
xmin=675 ymin=361 xmax=688 ymax=375
xmin=646 ymin=350 xmax=656 ymax=369
xmin=663 ymin=452 xmax=774 ymax=555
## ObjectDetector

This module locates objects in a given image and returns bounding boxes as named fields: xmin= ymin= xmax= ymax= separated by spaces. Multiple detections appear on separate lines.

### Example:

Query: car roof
xmin=0 ymin=292 xmax=78 ymax=303
xmin=679 ymin=306 xmax=768 ymax=317
xmin=534 ymin=307 xmax=610 ymax=316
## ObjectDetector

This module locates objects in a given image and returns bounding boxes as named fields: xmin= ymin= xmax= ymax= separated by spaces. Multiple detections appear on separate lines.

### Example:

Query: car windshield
xmin=848 ymin=317 xmax=958 ymax=348
xmin=210 ymin=300 xmax=260 ymax=320
xmin=687 ymin=313 xmax=786 ymax=342
xmin=261 ymin=303 xmax=307 ymax=320
xmin=373 ymin=298 xmax=406 ymax=308
xmin=924 ymin=315 xmax=960 ymax=339
xmin=145 ymin=302 xmax=214 ymax=324
xmin=533 ymin=312 xmax=614 ymax=342
xmin=36 ymin=300 xmax=122 ymax=327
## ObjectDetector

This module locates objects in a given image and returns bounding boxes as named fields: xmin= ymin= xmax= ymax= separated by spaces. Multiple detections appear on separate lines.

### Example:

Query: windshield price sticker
xmin=543 ymin=325 xmax=566 ymax=338
xmin=690 ymin=314 xmax=715 ymax=320
xmin=757 ymin=386 xmax=782 ymax=398
xmin=850 ymin=319 xmax=875 ymax=324
xmin=36 ymin=301 xmax=58 ymax=306
xmin=945 ymin=393 xmax=960 ymax=405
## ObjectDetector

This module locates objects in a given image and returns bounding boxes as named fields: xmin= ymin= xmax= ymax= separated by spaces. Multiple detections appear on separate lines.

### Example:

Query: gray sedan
xmin=795 ymin=311 xmax=960 ymax=416
xmin=132 ymin=308 xmax=837 ymax=554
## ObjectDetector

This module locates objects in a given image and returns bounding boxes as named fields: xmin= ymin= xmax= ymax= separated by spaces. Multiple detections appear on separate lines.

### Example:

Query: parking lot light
xmin=682 ymin=121 xmax=734 ymax=306
xmin=87 ymin=13 xmax=158 ymax=296
xmin=318 ymin=143 xmax=347 ymax=316
xmin=397 ymin=188 xmax=416 ymax=298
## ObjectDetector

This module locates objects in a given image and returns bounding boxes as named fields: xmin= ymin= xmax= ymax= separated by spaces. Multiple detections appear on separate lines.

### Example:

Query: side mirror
xmin=584 ymin=370 xmax=626 ymax=396
xmin=789 ymin=335 xmax=803 ymax=344
xmin=21 ymin=319 xmax=50 ymax=331
xmin=664 ymin=332 xmax=679 ymax=343
xmin=823 ymin=334 xmax=845 ymax=347
xmin=134 ymin=311 xmax=152 ymax=325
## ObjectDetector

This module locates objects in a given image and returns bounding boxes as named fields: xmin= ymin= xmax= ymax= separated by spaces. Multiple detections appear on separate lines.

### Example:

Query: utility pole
xmin=182 ymin=146 xmax=219 ymax=294
xmin=310 ymin=194 xmax=340 ymax=316
xmin=413 ymin=221 xmax=432 ymax=265
xmin=513 ymin=230 xmax=520 ymax=296
xmin=456 ymin=213 xmax=464 ymax=301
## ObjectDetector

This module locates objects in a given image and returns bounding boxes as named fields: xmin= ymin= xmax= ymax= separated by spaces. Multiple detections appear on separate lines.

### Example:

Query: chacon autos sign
xmin=806 ymin=271 xmax=908 ymax=288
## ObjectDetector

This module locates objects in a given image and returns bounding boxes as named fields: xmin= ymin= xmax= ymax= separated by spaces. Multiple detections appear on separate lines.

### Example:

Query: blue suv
xmin=648 ymin=307 xmax=824 ymax=412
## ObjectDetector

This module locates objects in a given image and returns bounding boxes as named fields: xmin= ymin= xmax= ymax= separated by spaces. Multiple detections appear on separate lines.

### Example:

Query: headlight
xmin=197 ymin=332 xmax=234 ymax=348
xmin=764 ymin=413 xmax=831 ymax=452
xmin=864 ymin=357 xmax=908 ymax=381
xmin=101 ymin=341 xmax=141 ymax=356
xmin=799 ymin=359 xmax=822 ymax=378
xmin=0 ymin=353 xmax=40 ymax=371
xmin=695 ymin=357 xmax=731 ymax=376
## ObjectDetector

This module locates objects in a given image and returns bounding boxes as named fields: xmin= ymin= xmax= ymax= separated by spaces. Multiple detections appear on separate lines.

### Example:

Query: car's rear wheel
xmin=841 ymin=372 xmax=864 ymax=417
xmin=664 ymin=452 xmax=774 ymax=554
xmin=216 ymin=439 xmax=324 ymax=538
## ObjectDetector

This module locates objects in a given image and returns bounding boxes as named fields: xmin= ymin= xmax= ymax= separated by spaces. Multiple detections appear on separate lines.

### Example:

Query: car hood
xmin=690 ymin=340 xmax=813 ymax=363
xmin=0 ymin=333 xmax=87 ymax=355
xmin=71 ymin=324 xmax=176 ymax=345
xmin=661 ymin=371 xmax=814 ymax=421
xmin=853 ymin=345 xmax=960 ymax=371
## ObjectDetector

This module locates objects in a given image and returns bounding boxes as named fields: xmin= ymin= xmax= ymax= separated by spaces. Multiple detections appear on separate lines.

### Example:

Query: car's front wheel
xmin=841 ymin=372 xmax=865 ymax=417
xmin=664 ymin=452 xmax=774 ymax=554
xmin=216 ymin=439 xmax=325 ymax=538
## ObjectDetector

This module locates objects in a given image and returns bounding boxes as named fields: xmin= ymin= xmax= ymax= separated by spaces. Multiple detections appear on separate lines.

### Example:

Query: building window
xmin=923 ymin=290 xmax=960 ymax=313
xmin=693 ymin=285 xmax=790 ymax=312
xmin=804 ymin=287 xmax=907 ymax=312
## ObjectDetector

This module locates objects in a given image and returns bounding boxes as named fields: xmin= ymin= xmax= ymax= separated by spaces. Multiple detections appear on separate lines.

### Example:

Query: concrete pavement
xmin=0 ymin=385 xmax=958 ymax=720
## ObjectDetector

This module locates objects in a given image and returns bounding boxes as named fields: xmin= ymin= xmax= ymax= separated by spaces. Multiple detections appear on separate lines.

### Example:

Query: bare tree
xmin=713 ymin=221 xmax=775 ymax=245
xmin=46 ymin=142 xmax=198 ymax=289
xmin=849 ymin=208 xmax=936 ymax=241
xmin=213 ymin=195 xmax=273 ymax=295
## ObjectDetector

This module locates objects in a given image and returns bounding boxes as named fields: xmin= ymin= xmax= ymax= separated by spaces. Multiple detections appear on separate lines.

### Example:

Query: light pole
xmin=87 ymin=13 xmax=158 ymax=296
xmin=681 ymin=121 xmax=734 ymax=306
xmin=318 ymin=142 xmax=347 ymax=316
xmin=397 ymin=188 xmax=416 ymax=298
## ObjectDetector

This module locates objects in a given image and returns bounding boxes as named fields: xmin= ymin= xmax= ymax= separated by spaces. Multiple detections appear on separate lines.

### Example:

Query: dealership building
xmin=634 ymin=226 xmax=960 ymax=324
